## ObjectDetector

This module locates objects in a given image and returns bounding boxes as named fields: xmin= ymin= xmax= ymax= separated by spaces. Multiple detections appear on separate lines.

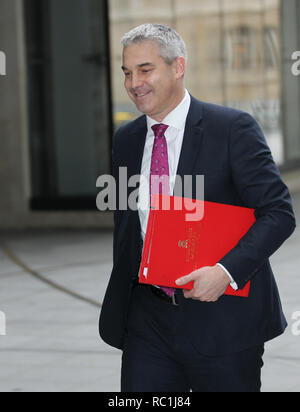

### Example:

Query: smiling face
xmin=122 ymin=40 xmax=185 ymax=122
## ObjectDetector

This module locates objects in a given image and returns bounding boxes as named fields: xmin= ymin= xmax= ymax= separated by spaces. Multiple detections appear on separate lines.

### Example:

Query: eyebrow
xmin=122 ymin=62 xmax=154 ymax=71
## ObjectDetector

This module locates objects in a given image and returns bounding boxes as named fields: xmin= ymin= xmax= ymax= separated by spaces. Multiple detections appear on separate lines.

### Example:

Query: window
xmin=225 ymin=26 xmax=257 ymax=71
xmin=264 ymin=27 xmax=279 ymax=69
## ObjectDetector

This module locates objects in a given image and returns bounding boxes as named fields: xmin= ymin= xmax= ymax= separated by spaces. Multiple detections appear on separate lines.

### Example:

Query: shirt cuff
xmin=217 ymin=263 xmax=239 ymax=291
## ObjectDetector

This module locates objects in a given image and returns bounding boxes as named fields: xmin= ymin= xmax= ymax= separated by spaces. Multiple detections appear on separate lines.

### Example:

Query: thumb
xmin=175 ymin=267 xmax=211 ymax=286
xmin=176 ymin=271 xmax=198 ymax=286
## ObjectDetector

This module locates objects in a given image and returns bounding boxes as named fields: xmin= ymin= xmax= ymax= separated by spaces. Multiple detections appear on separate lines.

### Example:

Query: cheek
xmin=124 ymin=79 xmax=131 ymax=91
xmin=154 ymin=79 xmax=175 ymax=101
xmin=154 ymin=71 xmax=176 ymax=92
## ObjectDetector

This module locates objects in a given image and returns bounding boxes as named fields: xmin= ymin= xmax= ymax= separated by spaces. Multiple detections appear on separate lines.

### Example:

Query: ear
xmin=174 ymin=56 xmax=186 ymax=80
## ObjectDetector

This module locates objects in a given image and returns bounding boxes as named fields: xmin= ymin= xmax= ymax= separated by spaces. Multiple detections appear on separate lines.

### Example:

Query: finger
xmin=183 ymin=288 xmax=203 ymax=299
xmin=183 ymin=290 xmax=219 ymax=302
xmin=183 ymin=289 xmax=194 ymax=299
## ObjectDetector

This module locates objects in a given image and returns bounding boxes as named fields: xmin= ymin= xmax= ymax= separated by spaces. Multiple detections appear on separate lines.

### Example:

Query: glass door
xmin=24 ymin=0 xmax=112 ymax=209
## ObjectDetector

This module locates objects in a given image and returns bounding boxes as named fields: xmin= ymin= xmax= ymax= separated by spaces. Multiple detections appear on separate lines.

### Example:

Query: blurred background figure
xmin=0 ymin=0 xmax=299 ymax=392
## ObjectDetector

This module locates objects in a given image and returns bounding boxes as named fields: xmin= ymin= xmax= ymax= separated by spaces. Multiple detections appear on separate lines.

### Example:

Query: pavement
xmin=0 ymin=191 xmax=300 ymax=392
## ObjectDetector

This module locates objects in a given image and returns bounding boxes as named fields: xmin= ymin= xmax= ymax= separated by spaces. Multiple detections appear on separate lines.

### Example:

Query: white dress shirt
xmin=137 ymin=89 xmax=238 ymax=290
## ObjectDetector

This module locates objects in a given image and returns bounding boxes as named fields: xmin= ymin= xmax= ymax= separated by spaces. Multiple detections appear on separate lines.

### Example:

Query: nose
xmin=130 ymin=72 xmax=143 ymax=90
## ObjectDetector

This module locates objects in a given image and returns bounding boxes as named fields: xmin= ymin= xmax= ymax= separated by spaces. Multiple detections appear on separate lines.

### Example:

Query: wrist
xmin=215 ymin=264 xmax=231 ymax=286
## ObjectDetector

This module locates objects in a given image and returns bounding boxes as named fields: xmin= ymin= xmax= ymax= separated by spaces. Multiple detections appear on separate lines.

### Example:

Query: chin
xmin=134 ymin=97 xmax=157 ymax=115
xmin=137 ymin=104 xmax=154 ymax=116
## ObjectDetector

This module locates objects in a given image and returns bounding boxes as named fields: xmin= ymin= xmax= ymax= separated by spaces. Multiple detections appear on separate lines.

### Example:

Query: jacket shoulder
xmin=192 ymin=97 xmax=248 ymax=122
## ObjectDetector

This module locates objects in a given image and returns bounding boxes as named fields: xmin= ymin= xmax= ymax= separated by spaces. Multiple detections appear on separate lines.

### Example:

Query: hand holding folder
xmin=139 ymin=194 xmax=256 ymax=298
xmin=175 ymin=264 xmax=237 ymax=301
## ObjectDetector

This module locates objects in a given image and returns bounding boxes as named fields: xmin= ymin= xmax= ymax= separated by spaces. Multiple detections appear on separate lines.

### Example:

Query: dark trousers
xmin=121 ymin=284 xmax=265 ymax=392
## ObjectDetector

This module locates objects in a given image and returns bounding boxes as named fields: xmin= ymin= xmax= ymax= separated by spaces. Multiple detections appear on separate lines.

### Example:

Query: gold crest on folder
xmin=178 ymin=240 xmax=189 ymax=249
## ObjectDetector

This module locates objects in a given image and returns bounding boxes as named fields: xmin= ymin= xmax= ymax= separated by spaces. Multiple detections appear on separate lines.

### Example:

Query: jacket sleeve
xmin=219 ymin=113 xmax=296 ymax=289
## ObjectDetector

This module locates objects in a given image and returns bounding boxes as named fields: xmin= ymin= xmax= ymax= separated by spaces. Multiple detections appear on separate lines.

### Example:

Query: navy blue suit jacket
xmin=99 ymin=96 xmax=296 ymax=356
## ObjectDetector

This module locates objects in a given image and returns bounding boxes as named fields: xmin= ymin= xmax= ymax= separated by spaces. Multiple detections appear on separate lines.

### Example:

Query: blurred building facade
xmin=0 ymin=0 xmax=300 ymax=229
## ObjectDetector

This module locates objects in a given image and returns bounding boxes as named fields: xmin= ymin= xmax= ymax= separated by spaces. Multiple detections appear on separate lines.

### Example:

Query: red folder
xmin=139 ymin=195 xmax=256 ymax=297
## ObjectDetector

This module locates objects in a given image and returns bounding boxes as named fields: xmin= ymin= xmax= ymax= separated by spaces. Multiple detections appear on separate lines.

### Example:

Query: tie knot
xmin=152 ymin=124 xmax=168 ymax=138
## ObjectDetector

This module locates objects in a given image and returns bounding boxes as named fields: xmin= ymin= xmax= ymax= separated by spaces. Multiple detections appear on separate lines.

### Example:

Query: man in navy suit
xmin=99 ymin=24 xmax=296 ymax=392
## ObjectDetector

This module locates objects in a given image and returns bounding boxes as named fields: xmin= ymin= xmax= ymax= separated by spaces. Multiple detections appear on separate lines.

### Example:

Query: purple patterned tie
xmin=150 ymin=124 xmax=176 ymax=297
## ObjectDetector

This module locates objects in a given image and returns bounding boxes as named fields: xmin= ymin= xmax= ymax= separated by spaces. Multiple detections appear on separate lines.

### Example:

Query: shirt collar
xmin=147 ymin=89 xmax=191 ymax=132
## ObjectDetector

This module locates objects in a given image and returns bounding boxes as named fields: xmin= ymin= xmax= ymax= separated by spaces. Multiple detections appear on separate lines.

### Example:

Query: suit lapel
xmin=126 ymin=115 xmax=147 ymax=250
xmin=176 ymin=96 xmax=204 ymax=181
xmin=127 ymin=115 xmax=148 ymax=177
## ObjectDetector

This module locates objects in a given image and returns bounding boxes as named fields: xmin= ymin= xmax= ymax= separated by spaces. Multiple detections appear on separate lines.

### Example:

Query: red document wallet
xmin=139 ymin=195 xmax=256 ymax=297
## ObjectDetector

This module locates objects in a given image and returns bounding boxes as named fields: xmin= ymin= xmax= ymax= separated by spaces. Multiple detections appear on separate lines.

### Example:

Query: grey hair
xmin=121 ymin=23 xmax=188 ymax=65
